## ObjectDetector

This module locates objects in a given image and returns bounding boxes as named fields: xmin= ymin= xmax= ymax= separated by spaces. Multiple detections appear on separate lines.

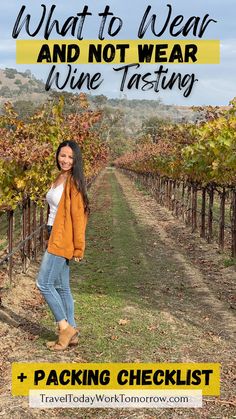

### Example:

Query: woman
xmin=36 ymin=140 xmax=89 ymax=351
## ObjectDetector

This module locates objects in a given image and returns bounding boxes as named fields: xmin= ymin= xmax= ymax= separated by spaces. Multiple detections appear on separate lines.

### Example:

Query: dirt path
xmin=0 ymin=168 xmax=235 ymax=418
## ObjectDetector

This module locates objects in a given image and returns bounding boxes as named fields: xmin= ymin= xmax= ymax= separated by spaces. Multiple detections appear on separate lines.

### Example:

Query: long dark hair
xmin=56 ymin=140 xmax=90 ymax=214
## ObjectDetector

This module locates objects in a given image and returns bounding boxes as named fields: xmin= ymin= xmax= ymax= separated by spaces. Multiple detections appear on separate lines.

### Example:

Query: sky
xmin=0 ymin=0 xmax=235 ymax=106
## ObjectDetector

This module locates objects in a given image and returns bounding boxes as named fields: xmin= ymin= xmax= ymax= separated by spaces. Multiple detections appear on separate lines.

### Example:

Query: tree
xmin=4 ymin=68 xmax=17 ymax=79
xmin=14 ymin=79 xmax=22 ymax=85
xmin=141 ymin=116 xmax=168 ymax=143
xmin=92 ymin=94 xmax=108 ymax=107
xmin=13 ymin=100 xmax=37 ymax=120
xmin=0 ymin=86 xmax=11 ymax=97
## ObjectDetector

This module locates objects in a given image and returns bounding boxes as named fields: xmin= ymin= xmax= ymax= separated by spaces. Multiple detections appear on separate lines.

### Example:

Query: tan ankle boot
xmin=46 ymin=332 xmax=79 ymax=349
xmin=49 ymin=325 xmax=77 ymax=351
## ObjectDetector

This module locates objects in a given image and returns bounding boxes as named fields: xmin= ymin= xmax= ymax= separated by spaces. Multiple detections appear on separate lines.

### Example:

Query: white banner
xmin=29 ymin=389 xmax=202 ymax=408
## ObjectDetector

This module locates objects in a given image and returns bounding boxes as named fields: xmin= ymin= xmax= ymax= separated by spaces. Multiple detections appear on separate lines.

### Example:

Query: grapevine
xmin=115 ymin=98 xmax=236 ymax=187
xmin=0 ymin=94 xmax=109 ymax=209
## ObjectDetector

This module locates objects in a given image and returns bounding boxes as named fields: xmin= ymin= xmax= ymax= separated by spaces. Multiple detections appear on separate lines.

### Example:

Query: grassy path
xmin=71 ymin=167 xmax=174 ymax=362
xmin=0 ymin=167 xmax=235 ymax=418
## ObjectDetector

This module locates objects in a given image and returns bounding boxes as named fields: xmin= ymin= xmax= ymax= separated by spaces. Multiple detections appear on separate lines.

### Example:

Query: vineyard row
xmin=122 ymin=169 xmax=236 ymax=258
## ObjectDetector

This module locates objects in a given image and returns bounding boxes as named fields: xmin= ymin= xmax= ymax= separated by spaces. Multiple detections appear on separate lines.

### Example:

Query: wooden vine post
xmin=186 ymin=185 xmax=192 ymax=225
xmin=200 ymin=187 xmax=206 ymax=238
xmin=231 ymin=189 xmax=236 ymax=257
xmin=7 ymin=210 xmax=14 ymax=283
xmin=207 ymin=186 xmax=214 ymax=243
xmin=191 ymin=184 xmax=198 ymax=232
xmin=22 ymin=199 xmax=27 ymax=273
xmin=32 ymin=202 xmax=37 ymax=261
xmin=27 ymin=199 xmax=31 ymax=259
xmin=181 ymin=183 xmax=185 ymax=221
xmin=219 ymin=188 xmax=226 ymax=251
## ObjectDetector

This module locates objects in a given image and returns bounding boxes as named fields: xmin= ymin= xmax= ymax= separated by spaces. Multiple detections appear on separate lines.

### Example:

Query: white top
xmin=46 ymin=183 xmax=64 ymax=226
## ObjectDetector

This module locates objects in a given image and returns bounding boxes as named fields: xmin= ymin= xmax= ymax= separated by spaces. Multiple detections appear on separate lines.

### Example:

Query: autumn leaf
xmin=118 ymin=319 xmax=130 ymax=326
xmin=147 ymin=325 xmax=158 ymax=331
xmin=111 ymin=335 xmax=119 ymax=341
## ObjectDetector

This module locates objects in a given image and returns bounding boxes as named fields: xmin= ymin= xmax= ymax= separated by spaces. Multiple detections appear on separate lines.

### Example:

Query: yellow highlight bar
xmin=16 ymin=39 xmax=220 ymax=64
xmin=12 ymin=363 xmax=220 ymax=396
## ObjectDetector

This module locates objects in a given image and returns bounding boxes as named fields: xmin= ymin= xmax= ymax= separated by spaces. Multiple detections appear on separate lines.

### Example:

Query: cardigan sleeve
xmin=70 ymin=182 xmax=88 ymax=258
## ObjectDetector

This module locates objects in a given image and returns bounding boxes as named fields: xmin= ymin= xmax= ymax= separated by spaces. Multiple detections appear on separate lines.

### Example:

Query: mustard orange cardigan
xmin=47 ymin=174 xmax=88 ymax=260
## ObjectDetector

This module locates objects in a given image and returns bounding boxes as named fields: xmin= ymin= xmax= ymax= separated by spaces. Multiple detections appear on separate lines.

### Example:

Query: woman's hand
xmin=74 ymin=257 xmax=82 ymax=263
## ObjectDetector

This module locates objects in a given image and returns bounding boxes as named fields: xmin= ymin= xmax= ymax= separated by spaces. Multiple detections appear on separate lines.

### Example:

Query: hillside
xmin=89 ymin=96 xmax=196 ymax=128
xmin=0 ymin=67 xmax=196 ymax=123
xmin=0 ymin=68 xmax=49 ymax=108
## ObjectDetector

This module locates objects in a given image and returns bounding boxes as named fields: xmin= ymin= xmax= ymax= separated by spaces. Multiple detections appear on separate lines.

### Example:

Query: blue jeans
xmin=36 ymin=228 xmax=76 ymax=327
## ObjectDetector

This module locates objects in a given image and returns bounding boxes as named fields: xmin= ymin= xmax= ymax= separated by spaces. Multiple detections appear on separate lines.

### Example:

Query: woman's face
xmin=58 ymin=146 xmax=73 ymax=172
